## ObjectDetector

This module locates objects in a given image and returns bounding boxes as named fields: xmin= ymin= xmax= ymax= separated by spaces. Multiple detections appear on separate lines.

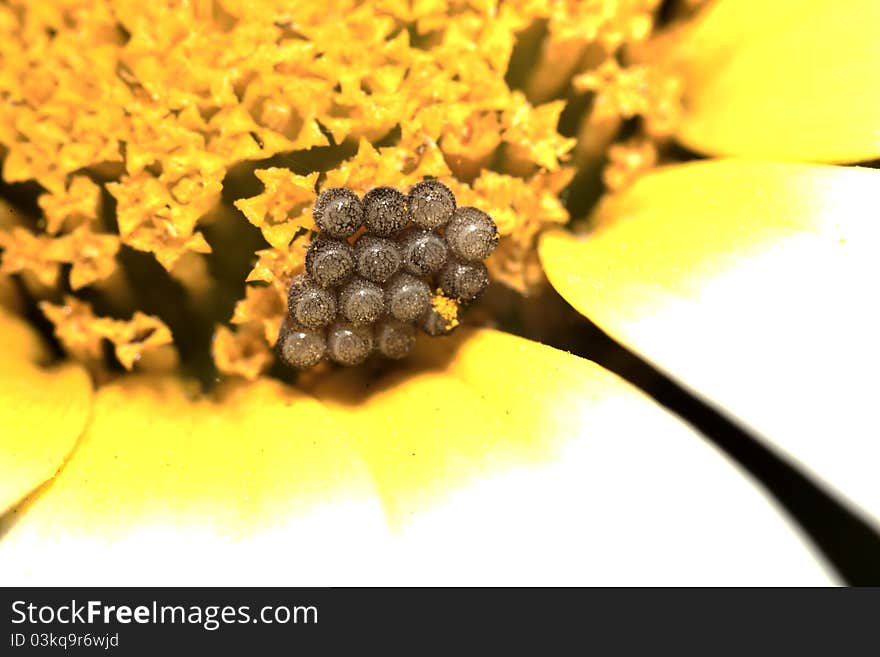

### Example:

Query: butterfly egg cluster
xmin=278 ymin=181 xmax=498 ymax=369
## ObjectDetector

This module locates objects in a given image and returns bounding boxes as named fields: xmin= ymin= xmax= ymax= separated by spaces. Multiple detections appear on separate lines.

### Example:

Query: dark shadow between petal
xmin=0 ymin=478 xmax=55 ymax=541
xmin=546 ymin=307 xmax=880 ymax=586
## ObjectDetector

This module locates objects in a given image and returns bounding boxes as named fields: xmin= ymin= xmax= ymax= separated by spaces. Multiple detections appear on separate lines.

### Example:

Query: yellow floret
xmin=0 ymin=0 xmax=680 ymax=377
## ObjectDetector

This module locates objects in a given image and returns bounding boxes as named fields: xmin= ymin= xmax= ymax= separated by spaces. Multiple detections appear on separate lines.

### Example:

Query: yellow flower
xmin=1 ymin=0 xmax=878 ymax=585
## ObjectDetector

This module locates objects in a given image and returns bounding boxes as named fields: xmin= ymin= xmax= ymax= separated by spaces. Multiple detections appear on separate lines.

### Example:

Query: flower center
xmin=0 ymin=0 xmax=688 ymax=385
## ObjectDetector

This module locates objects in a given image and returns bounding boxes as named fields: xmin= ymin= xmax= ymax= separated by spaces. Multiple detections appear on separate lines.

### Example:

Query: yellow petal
xmin=664 ymin=0 xmax=880 ymax=163
xmin=1 ymin=328 xmax=829 ymax=584
xmin=540 ymin=159 xmax=880 ymax=524
xmin=0 ymin=375 xmax=380 ymax=583
xmin=0 ymin=310 xmax=92 ymax=514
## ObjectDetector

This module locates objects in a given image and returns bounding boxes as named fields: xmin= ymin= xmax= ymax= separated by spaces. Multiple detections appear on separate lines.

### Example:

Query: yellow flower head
xmin=0 ymin=0 xmax=684 ymax=380
xmin=3 ymin=0 xmax=879 ymax=586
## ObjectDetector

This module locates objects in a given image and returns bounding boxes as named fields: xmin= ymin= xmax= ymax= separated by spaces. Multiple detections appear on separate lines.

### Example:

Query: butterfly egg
xmin=305 ymin=237 xmax=354 ymax=288
xmin=278 ymin=324 xmax=327 ymax=369
xmin=407 ymin=179 xmax=456 ymax=230
xmin=338 ymin=277 xmax=384 ymax=325
xmin=385 ymin=272 xmax=432 ymax=323
xmin=313 ymin=187 xmax=364 ymax=238
xmin=420 ymin=308 xmax=457 ymax=337
xmin=327 ymin=321 xmax=374 ymax=366
xmin=363 ymin=186 xmax=410 ymax=236
xmin=289 ymin=282 xmax=337 ymax=329
xmin=444 ymin=207 xmax=498 ymax=262
xmin=287 ymin=272 xmax=310 ymax=299
xmin=398 ymin=227 xmax=448 ymax=276
xmin=353 ymin=235 xmax=401 ymax=283
xmin=375 ymin=318 xmax=416 ymax=359
xmin=438 ymin=260 xmax=490 ymax=301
